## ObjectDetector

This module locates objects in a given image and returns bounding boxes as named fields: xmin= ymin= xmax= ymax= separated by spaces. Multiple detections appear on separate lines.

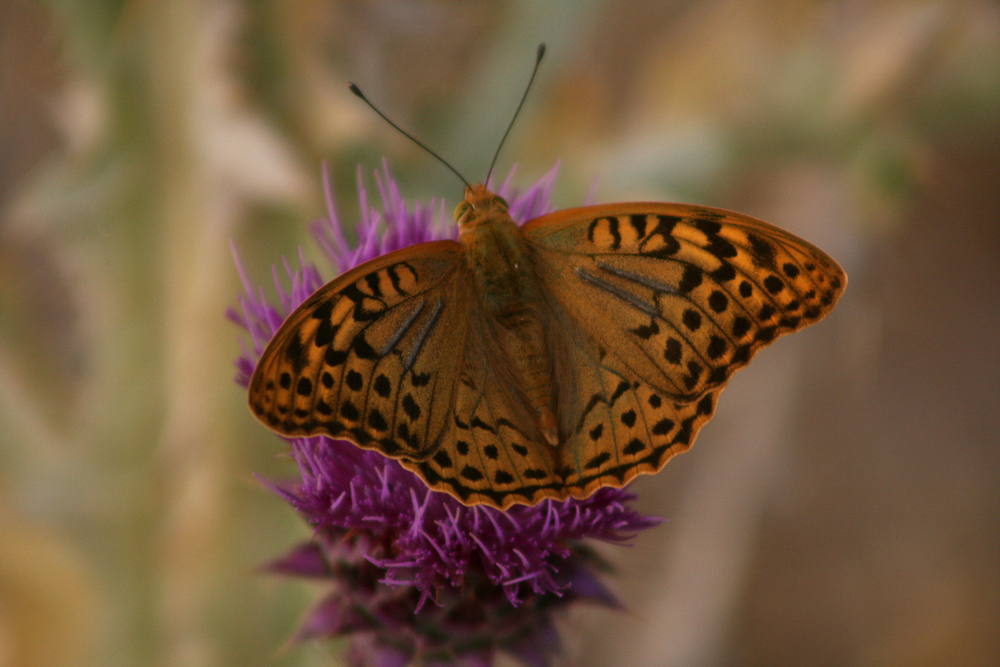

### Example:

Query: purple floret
xmin=267 ymin=435 xmax=657 ymax=609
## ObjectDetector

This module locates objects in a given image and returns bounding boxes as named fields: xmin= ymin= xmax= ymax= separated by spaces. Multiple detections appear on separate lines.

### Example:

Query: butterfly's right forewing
xmin=524 ymin=203 xmax=846 ymax=401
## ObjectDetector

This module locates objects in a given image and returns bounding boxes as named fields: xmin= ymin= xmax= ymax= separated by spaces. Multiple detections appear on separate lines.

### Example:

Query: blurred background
xmin=1 ymin=1 xmax=998 ymax=666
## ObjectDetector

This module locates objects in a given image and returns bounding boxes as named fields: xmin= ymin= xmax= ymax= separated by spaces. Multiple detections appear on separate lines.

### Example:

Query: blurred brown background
xmin=1 ymin=1 xmax=998 ymax=666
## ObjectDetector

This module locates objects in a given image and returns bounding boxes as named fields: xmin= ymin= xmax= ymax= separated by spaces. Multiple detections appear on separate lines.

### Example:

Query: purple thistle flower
xmin=229 ymin=161 xmax=660 ymax=666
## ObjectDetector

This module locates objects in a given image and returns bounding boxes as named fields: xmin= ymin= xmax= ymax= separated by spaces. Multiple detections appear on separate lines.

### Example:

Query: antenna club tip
xmin=347 ymin=82 xmax=363 ymax=97
xmin=537 ymin=43 xmax=546 ymax=60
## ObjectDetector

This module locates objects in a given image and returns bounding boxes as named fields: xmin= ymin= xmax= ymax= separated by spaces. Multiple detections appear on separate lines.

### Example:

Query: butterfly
xmin=248 ymin=179 xmax=846 ymax=509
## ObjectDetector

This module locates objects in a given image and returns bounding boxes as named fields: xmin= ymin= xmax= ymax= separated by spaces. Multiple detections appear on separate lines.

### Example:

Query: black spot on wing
xmin=585 ymin=452 xmax=612 ymax=470
xmin=285 ymin=333 xmax=307 ymax=372
xmin=461 ymin=466 xmax=483 ymax=481
xmin=732 ymin=317 xmax=752 ymax=339
xmin=707 ymin=336 xmax=728 ymax=360
xmin=712 ymin=262 xmax=737 ymax=282
xmin=364 ymin=272 xmax=383 ymax=298
xmin=678 ymin=266 xmax=703 ymax=294
xmin=623 ymin=439 xmax=645 ymax=455
xmin=470 ymin=417 xmax=496 ymax=433
xmin=373 ymin=374 xmax=391 ymax=398
xmin=747 ymin=233 xmax=777 ymax=270
xmin=682 ymin=309 xmax=702 ymax=331
xmin=631 ymin=320 xmax=660 ymax=340
xmin=326 ymin=347 xmax=348 ymax=367
xmin=340 ymin=400 xmax=360 ymax=421
xmin=640 ymin=215 xmax=681 ymax=257
xmin=607 ymin=217 xmax=621 ymax=250
xmin=629 ymin=214 xmax=648 ymax=238
xmin=664 ymin=338 xmax=683 ymax=364
xmin=345 ymin=370 xmax=363 ymax=391
xmin=368 ymin=410 xmax=388 ymax=431
xmin=694 ymin=219 xmax=722 ymax=236
xmin=652 ymin=418 xmax=674 ymax=435
xmin=433 ymin=450 xmax=453 ymax=468
xmin=402 ymin=394 xmax=421 ymax=421
xmin=764 ymin=275 xmax=785 ymax=294
xmin=353 ymin=336 xmax=380 ymax=360
xmin=704 ymin=235 xmax=737 ymax=259
xmin=314 ymin=318 xmax=337 ymax=347
xmin=708 ymin=290 xmax=728 ymax=313
xmin=610 ymin=380 xmax=630 ymax=404
xmin=309 ymin=298 xmax=335 ymax=321
xmin=683 ymin=361 xmax=703 ymax=390
xmin=386 ymin=263 xmax=411 ymax=296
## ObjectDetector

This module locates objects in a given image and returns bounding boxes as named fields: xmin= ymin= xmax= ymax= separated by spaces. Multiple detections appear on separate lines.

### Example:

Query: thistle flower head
xmin=229 ymin=161 xmax=659 ymax=666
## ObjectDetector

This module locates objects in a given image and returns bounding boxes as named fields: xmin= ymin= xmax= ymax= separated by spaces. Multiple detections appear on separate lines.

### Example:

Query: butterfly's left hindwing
xmin=405 ymin=313 xmax=567 ymax=509
xmin=249 ymin=241 xmax=468 ymax=459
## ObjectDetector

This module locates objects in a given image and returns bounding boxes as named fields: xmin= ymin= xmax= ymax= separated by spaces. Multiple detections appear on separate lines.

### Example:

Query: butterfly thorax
xmin=457 ymin=185 xmax=559 ymax=445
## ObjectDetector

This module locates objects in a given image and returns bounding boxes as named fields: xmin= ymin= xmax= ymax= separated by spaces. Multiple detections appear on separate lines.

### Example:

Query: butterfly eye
xmin=495 ymin=196 xmax=509 ymax=210
xmin=454 ymin=200 xmax=472 ymax=222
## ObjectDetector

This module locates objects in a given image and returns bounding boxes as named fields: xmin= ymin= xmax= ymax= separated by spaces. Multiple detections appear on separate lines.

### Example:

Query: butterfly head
xmin=455 ymin=184 xmax=510 ymax=230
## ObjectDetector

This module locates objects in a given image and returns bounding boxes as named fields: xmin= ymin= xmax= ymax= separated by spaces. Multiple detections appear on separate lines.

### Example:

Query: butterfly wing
xmin=404 ymin=310 xmax=567 ymax=509
xmin=250 ymin=240 xmax=564 ymax=509
xmin=523 ymin=203 xmax=846 ymax=495
xmin=249 ymin=241 xmax=471 ymax=460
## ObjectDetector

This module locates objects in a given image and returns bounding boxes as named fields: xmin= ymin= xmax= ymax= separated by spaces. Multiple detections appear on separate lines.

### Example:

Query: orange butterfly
xmin=248 ymin=47 xmax=846 ymax=510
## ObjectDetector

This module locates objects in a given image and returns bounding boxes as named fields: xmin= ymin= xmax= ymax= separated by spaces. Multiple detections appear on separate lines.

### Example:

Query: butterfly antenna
xmin=348 ymin=83 xmax=471 ymax=190
xmin=485 ymin=43 xmax=546 ymax=187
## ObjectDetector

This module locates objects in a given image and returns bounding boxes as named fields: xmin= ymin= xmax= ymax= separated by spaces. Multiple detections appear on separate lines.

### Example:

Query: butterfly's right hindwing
xmin=249 ymin=241 xmax=468 ymax=459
